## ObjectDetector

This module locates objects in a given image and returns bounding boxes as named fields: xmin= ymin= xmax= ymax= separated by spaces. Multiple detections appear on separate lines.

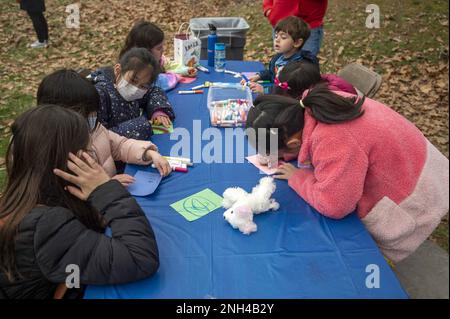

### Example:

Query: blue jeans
xmin=301 ymin=26 xmax=323 ymax=57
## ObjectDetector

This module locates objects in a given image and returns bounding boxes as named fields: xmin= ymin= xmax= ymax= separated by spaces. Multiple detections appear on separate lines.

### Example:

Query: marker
xmin=173 ymin=166 xmax=188 ymax=173
xmin=241 ymin=74 xmax=250 ymax=83
xmin=257 ymin=80 xmax=271 ymax=84
xmin=196 ymin=65 xmax=209 ymax=73
xmin=178 ymin=90 xmax=203 ymax=94
xmin=163 ymin=156 xmax=193 ymax=166
xmin=191 ymin=84 xmax=205 ymax=90
xmin=151 ymin=163 xmax=188 ymax=172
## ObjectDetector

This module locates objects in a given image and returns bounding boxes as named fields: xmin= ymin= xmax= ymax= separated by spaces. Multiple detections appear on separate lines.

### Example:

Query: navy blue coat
xmin=92 ymin=67 xmax=175 ymax=141
xmin=258 ymin=49 xmax=319 ymax=82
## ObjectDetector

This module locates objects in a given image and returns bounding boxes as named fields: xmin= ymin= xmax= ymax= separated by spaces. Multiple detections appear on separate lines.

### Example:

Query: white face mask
xmin=88 ymin=115 xmax=97 ymax=132
xmin=116 ymin=78 xmax=148 ymax=102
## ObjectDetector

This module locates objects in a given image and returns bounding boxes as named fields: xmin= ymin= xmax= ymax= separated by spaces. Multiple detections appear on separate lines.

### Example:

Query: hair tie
xmin=274 ymin=77 xmax=290 ymax=90
xmin=299 ymin=100 xmax=306 ymax=109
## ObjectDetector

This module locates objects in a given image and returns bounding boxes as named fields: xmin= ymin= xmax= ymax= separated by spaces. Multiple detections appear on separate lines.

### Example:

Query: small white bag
xmin=174 ymin=23 xmax=201 ymax=67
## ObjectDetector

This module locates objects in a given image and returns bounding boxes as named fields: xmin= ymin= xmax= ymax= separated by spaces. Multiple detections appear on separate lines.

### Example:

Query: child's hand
xmin=111 ymin=174 xmax=136 ymax=187
xmin=53 ymin=152 xmax=111 ymax=200
xmin=248 ymin=82 xmax=264 ymax=94
xmin=146 ymin=150 xmax=172 ymax=177
xmin=152 ymin=115 xmax=172 ymax=128
xmin=249 ymin=75 xmax=261 ymax=82
xmin=273 ymin=163 xmax=299 ymax=180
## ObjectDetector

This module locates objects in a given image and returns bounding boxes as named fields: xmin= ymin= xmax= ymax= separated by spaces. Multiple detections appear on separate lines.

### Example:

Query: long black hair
xmin=0 ymin=105 xmax=106 ymax=282
xmin=119 ymin=20 xmax=164 ymax=59
xmin=37 ymin=69 xmax=99 ymax=119
xmin=246 ymin=83 xmax=365 ymax=153
xmin=273 ymin=60 xmax=322 ymax=99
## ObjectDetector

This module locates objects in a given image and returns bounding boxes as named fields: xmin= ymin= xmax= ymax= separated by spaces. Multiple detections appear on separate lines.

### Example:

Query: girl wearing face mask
xmin=91 ymin=48 xmax=175 ymax=141
xmin=37 ymin=69 xmax=172 ymax=185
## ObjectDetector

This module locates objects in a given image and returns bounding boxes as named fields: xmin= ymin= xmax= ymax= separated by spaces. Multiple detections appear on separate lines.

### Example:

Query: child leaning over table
xmin=246 ymin=87 xmax=449 ymax=264
xmin=91 ymin=48 xmax=175 ymax=141
xmin=37 ymin=69 xmax=172 ymax=185
xmin=242 ymin=16 xmax=318 ymax=94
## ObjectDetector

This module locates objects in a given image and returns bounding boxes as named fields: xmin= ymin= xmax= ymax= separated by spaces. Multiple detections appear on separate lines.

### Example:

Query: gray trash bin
xmin=189 ymin=17 xmax=250 ymax=61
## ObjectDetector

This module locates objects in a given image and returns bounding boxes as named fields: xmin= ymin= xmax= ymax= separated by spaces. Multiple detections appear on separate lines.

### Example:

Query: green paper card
xmin=152 ymin=124 xmax=174 ymax=135
xmin=170 ymin=188 xmax=223 ymax=221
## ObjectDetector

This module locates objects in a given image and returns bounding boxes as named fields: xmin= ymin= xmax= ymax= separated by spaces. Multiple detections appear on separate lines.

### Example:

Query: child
xmin=0 ymin=105 xmax=159 ymax=298
xmin=91 ymin=47 xmax=175 ymax=140
xmin=119 ymin=20 xmax=196 ymax=92
xmin=37 ymin=69 xmax=172 ymax=183
xmin=263 ymin=0 xmax=328 ymax=57
xmin=243 ymin=16 xmax=318 ymax=94
xmin=246 ymin=86 xmax=449 ymax=263
xmin=272 ymin=60 xmax=357 ymax=99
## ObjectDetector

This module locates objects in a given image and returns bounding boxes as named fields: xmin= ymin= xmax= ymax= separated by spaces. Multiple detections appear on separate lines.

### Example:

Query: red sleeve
xmin=288 ymin=127 xmax=368 ymax=219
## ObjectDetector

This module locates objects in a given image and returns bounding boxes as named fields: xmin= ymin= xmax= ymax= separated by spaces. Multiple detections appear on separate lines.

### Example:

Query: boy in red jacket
xmin=263 ymin=0 xmax=328 ymax=56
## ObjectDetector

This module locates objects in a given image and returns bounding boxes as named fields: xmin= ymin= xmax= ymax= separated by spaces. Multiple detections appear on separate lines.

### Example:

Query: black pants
xmin=26 ymin=10 xmax=48 ymax=42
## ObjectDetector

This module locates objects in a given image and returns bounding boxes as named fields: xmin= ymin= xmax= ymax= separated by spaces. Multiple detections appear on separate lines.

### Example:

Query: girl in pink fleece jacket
xmin=37 ymin=69 xmax=172 ymax=186
xmin=246 ymin=85 xmax=449 ymax=263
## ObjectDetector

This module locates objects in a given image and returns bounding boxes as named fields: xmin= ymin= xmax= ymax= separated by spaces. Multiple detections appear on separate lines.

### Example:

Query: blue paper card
xmin=127 ymin=170 xmax=162 ymax=197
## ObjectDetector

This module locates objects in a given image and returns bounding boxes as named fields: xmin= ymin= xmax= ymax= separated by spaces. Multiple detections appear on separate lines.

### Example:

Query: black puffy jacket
xmin=0 ymin=180 xmax=159 ymax=299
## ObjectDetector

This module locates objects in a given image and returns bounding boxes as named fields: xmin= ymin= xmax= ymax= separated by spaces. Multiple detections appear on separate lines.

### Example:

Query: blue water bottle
xmin=207 ymin=24 xmax=217 ymax=67
xmin=214 ymin=43 xmax=226 ymax=72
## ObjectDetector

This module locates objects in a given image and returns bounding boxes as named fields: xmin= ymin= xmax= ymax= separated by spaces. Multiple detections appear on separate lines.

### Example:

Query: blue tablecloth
xmin=85 ymin=61 xmax=407 ymax=299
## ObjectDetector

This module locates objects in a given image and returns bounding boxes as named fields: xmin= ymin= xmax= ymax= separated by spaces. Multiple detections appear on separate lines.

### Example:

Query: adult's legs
xmin=26 ymin=10 xmax=49 ymax=43
xmin=302 ymin=26 xmax=324 ymax=57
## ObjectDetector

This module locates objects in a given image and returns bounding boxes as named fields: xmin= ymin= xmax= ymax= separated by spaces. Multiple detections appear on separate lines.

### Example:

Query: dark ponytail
xmin=302 ymin=82 xmax=365 ymax=124
xmin=246 ymin=85 xmax=365 ymax=153
xmin=273 ymin=60 xmax=322 ymax=99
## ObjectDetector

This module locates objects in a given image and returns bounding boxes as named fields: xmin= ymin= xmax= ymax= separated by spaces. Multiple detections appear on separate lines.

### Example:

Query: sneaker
xmin=29 ymin=40 xmax=48 ymax=49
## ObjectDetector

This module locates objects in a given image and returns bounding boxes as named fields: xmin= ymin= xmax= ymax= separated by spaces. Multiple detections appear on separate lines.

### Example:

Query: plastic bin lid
xmin=189 ymin=17 xmax=250 ymax=32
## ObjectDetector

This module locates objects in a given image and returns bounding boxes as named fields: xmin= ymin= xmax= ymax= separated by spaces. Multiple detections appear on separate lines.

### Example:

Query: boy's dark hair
xmin=246 ymin=83 xmax=365 ymax=153
xmin=275 ymin=16 xmax=310 ymax=48
xmin=37 ymin=69 xmax=99 ymax=119
xmin=119 ymin=20 xmax=164 ymax=59
xmin=274 ymin=60 xmax=322 ymax=99
xmin=119 ymin=47 xmax=160 ymax=85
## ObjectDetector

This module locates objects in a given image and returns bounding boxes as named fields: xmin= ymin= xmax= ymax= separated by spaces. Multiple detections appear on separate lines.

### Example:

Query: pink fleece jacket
xmin=90 ymin=124 xmax=158 ymax=177
xmin=288 ymin=91 xmax=449 ymax=262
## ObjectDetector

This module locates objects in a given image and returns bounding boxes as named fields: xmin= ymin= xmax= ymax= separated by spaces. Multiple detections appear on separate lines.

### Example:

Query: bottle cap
xmin=215 ymin=43 xmax=225 ymax=50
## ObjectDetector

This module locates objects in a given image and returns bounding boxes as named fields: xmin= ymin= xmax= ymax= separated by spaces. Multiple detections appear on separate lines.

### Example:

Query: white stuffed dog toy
xmin=222 ymin=177 xmax=280 ymax=235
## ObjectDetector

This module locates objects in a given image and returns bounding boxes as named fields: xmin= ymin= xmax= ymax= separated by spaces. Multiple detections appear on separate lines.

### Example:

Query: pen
xmin=257 ymin=80 xmax=271 ymax=84
xmin=241 ymin=74 xmax=250 ymax=83
xmin=178 ymin=90 xmax=203 ymax=94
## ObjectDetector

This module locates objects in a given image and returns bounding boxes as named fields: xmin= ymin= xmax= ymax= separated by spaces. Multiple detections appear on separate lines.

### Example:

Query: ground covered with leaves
xmin=0 ymin=0 xmax=448 ymax=249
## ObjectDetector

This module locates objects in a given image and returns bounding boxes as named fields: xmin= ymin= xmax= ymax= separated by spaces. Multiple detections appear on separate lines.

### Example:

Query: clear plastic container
xmin=207 ymin=85 xmax=253 ymax=127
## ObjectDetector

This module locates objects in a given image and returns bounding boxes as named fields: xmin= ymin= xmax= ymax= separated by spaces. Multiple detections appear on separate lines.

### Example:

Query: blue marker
xmin=241 ymin=74 xmax=250 ymax=83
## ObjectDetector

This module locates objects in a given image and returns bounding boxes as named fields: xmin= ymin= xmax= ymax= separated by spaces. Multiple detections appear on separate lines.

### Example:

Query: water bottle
xmin=207 ymin=24 xmax=217 ymax=67
xmin=214 ymin=43 xmax=226 ymax=72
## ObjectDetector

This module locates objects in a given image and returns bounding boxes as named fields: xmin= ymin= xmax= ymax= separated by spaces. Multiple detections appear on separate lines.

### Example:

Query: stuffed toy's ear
xmin=234 ymin=205 xmax=253 ymax=220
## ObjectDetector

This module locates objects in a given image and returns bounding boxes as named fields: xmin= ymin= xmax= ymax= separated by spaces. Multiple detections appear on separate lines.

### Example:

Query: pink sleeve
xmin=107 ymin=129 xmax=158 ymax=164
xmin=288 ymin=128 xmax=369 ymax=219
